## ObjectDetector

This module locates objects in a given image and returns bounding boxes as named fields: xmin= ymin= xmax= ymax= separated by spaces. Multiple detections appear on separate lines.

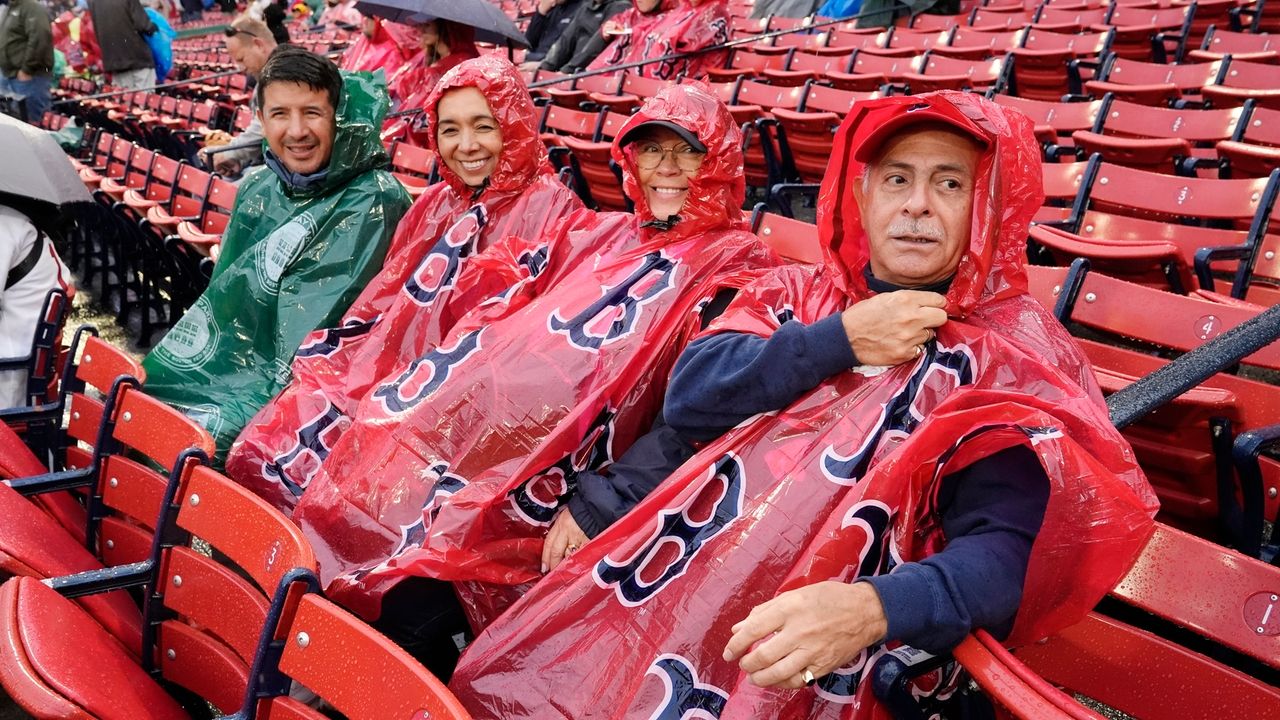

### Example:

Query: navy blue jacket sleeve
xmin=664 ymin=312 xmax=857 ymax=442
xmin=566 ymin=416 xmax=697 ymax=538
xmin=864 ymin=444 xmax=1050 ymax=654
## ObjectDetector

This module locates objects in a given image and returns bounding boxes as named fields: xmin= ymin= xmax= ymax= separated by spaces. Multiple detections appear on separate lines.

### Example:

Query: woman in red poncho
xmin=340 ymin=16 xmax=418 ymax=74
xmin=383 ymin=18 xmax=481 ymax=145
xmin=589 ymin=0 xmax=730 ymax=80
xmin=227 ymin=56 xmax=592 ymax=513
xmin=448 ymin=92 xmax=1159 ymax=719
xmin=286 ymin=83 xmax=781 ymax=658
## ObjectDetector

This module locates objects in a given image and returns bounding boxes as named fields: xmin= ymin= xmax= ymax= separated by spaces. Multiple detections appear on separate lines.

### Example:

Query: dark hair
xmin=255 ymin=45 xmax=342 ymax=111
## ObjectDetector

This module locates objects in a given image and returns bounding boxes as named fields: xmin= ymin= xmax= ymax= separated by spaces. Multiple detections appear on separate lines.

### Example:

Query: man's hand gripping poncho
xmin=289 ymin=82 xmax=782 ymax=624
xmin=449 ymin=91 xmax=1160 ymax=719
xmin=228 ymin=56 xmax=591 ymax=512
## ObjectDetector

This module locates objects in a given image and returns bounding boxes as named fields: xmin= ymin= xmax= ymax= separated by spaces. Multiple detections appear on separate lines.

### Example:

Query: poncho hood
xmin=271 ymin=71 xmax=395 ymax=200
xmin=817 ymin=91 xmax=1044 ymax=318
xmin=424 ymin=55 xmax=552 ymax=197
xmin=611 ymin=82 xmax=747 ymax=241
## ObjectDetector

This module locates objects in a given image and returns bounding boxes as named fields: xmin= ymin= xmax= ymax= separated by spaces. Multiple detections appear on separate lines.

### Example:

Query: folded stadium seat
xmin=0 ymin=382 xmax=213 ymax=660
xmin=241 ymin=593 xmax=472 ymax=720
xmin=1026 ymin=263 xmax=1280 ymax=554
xmin=141 ymin=164 xmax=212 ymax=238
xmin=85 ymin=138 xmax=136 ymax=195
xmin=0 ymin=288 xmax=70 ymax=439
xmin=76 ymin=133 xmax=125 ymax=189
xmin=968 ymin=7 xmax=1035 ymax=31
xmin=136 ymin=164 xmax=214 ymax=345
xmin=1035 ymin=160 xmax=1280 ymax=288
xmin=538 ymin=103 xmax=603 ymax=148
xmin=826 ymin=49 xmax=914 ymax=91
xmin=96 ymin=145 xmax=154 ymax=204
xmin=1093 ymin=4 xmax=1197 ymax=62
xmin=733 ymin=79 xmax=806 ymax=188
xmin=1009 ymin=28 xmax=1114 ymax=101
xmin=174 ymin=177 xmax=237 ymax=257
xmin=1233 ymin=0 xmax=1280 ymax=33
xmin=583 ymin=72 xmax=673 ymax=116
xmin=750 ymin=29 xmax=831 ymax=54
xmin=1031 ymin=5 xmax=1111 ymax=34
xmin=704 ymin=48 xmax=793 ymax=82
xmin=760 ymin=49 xmax=855 ymax=86
xmin=1181 ymin=0 xmax=1239 ymax=48
xmin=748 ymin=203 xmax=822 ymax=263
xmin=933 ymin=27 xmax=1028 ymax=60
xmin=1070 ymin=96 xmax=1248 ymax=173
xmin=388 ymin=140 xmax=436 ymax=198
xmin=880 ymin=27 xmax=951 ymax=54
xmin=560 ymin=111 xmax=630 ymax=212
xmin=0 ymin=458 xmax=317 ymax=720
xmin=942 ymin=524 xmax=1280 ymax=719
xmin=1216 ymin=104 xmax=1280 ymax=177
xmin=1081 ymin=53 xmax=1227 ymax=106
xmin=1037 ymin=156 xmax=1099 ymax=223
xmin=544 ymin=72 xmax=622 ymax=110
xmin=1202 ymin=57 xmax=1280 ymax=110
xmin=902 ymin=11 xmax=965 ymax=32
xmin=772 ymin=84 xmax=879 ymax=184
xmin=1186 ymin=25 xmax=1279 ymax=63
xmin=820 ymin=28 xmax=900 ymax=56
xmin=989 ymin=93 xmax=1105 ymax=154
xmin=900 ymin=51 xmax=1009 ymax=94
xmin=0 ymin=326 xmax=142 ymax=546
xmin=1195 ymin=224 xmax=1280 ymax=306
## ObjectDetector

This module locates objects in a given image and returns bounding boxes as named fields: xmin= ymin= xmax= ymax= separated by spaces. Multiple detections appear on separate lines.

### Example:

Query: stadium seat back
xmin=750 ymin=205 xmax=822 ymax=263
xmin=1082 ymin=161 xmax=1275 ymax=225
xmin=1188 ymin=26 xmax=1279 ymax=62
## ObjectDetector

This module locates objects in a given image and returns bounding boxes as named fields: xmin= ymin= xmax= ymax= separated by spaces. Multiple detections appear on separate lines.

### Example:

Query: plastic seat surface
xmin=0 ymin=577 xmax=187 ymax=720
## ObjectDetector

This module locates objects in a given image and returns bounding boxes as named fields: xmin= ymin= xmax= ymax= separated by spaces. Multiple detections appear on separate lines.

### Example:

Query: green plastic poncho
xmin=142 ymin=71 xmax=412 ymax=462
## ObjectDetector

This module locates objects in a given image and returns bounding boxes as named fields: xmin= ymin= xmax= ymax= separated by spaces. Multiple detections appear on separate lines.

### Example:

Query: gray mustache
xmin=885 ymin=220 xmax=945 ymax=240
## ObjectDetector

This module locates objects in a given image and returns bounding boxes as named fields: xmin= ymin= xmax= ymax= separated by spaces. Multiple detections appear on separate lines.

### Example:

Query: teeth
xmin=461 ymin=159 xmax=487 ymax=170
xmin=653 ymin=188 xmax=685 ymax=196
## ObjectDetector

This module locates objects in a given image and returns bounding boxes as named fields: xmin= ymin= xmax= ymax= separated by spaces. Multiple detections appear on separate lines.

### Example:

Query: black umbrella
xmin=353 ymin=0 xmax=530 ymax=47
xmin=0 ymin=114 xmax=91 ymax=209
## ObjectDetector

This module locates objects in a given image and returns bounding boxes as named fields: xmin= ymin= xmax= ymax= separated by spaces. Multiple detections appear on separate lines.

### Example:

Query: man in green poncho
xmin=142 ymin=45 xmax=412 ymax=461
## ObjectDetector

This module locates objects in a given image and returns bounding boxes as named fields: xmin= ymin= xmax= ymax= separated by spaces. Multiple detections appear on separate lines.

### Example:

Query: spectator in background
xmin=141 ymin=0 xmax=175 ymax=81
xmin=87 ymin=0 xmax=157 ymax=90
xmin=383 ymin=17 xmax=478 ymax=145
xmin=587 ymin=0 xmax=730 ymax=80
xmin=521 ymin=0 xmax=582 ymax=67
xmin=0 ymin=197 xmax=70 ymax=408
xmin=340 ymin=15 xmax=416 ymax=74
xmin=179 ymin=0 xmax=202 ymax=23
xmin=314 ymin=0 xmax=360 ymax=28
xmin=142 ymin=45 xmax=411 ymax=460
xmin=537 ymin=0 xmax=628 ymax=73
xmin=199 ymin=15 xmax=276 ymax=178
xmin=0 ymin=0 xmax=54 ymax=122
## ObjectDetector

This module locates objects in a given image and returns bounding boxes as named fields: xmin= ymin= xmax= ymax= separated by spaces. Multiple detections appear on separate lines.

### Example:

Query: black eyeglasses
xmin=224 ymin=28 xmax=256 ymax=39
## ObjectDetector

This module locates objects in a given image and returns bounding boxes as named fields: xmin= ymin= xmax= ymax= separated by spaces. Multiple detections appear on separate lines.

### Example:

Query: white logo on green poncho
xmin=153 ymin=295 xmax=218 ymax=370
xmin=255 ymin=212 xmax=318 ymax=294
xmin=183 ymin=403 xmax=224 ymax=436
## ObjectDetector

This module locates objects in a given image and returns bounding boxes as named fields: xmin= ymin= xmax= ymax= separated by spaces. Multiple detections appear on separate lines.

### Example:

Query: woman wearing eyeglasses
xmin=282 ymin=83 xmax=782 ymax=673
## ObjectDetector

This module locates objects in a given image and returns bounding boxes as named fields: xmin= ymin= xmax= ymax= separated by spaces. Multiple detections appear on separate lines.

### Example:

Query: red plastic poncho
xmin=450 ymin=92 xmax=1159 ymax=719
xmin=289 ymin=82 xmax=781 ymax=623
xmin=341 ymin=19 xmax=418 ymax=74
xmin=226 ymin=56 xmax=590 ymax=512
xmin=384 ymin=25 xmax=480 ymax=146
xmin=588 ymin=0 xmax=730 ymax=80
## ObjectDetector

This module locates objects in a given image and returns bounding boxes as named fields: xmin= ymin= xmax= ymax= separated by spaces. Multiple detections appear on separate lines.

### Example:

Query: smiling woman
xmin=435 ymin=86 xmax=503 ymax=189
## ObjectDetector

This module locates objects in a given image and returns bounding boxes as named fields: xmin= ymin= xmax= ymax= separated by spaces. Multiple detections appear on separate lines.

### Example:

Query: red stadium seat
xmin=1009 ymin=28 xmax=1114 ymax=100
xmin=749 ymin=204 xmax=822 ymax=263
xmin=1070 ymin=97 xmax=1246 ymax=172
xmin=705 ymin=48 xmax=792 ymax=82
xmin=1094 ymin=4 xmax=1196 ymax=62
xmin=0 ymin=459 xmax=316 ymax=719
xmin=1082 ymin=54 xmax=1226 ymax=106
xmin=990 ymin=93 xmax=1106 ymax=148
xmin=1187 ymin=26 xmax=1279 ymax=62
xmin=388 ymin=140 xmax=436 ymax=198
xmin=1202 ymin=57 xmax=1280 ymax=110
xmin=761 ymin=49 xmax=854 ymax=86
xmin=1217 ymin=104 xmax=1280 ymax=177
xmin=901 ymin=52 xmax=1008 ymax=94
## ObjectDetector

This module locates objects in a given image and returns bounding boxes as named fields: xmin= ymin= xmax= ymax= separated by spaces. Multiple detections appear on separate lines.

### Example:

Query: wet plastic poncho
xmin=227 ymin=56 xmax=590 ymax=512
xmin=141 ymin=72 xmax=412 ymax=461
xmin=289 ymin=82 xmax=782 ymax=623
xmin=450 ymin=92 xmax=1160 ymax=719
xmin=588 ymin=0 xmax=730 ymax=80
xmin=341 ymin=19 xmax=418 ymax=74
xmin=384 ymin=25 xmax=480 ymax=146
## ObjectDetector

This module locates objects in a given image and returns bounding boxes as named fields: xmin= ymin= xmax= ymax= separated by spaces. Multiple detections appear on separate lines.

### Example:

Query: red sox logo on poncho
xmin=548 ymin=251 xmax=678 ymax=352
xmin=263 ymin=401 xmax=346 ymax=497
xmin=509 ymin=407 xmax=617 ymax=526
xmin=349 ymin=461 xmax=468 ymax=581
xmin=645 ymin=654 xmax=729 ymax=720
xmin=372 ymin=329 xmax=484 ymax=414
xmin=403 ymin=204 xmax=488 ymax=307
xmin=295 ymin=316 xmax=380 ymax=358
xmin=593 ymin=452 xmax=745 ymax=607
xmin=482 ymin=244 xmax=551 ymax=308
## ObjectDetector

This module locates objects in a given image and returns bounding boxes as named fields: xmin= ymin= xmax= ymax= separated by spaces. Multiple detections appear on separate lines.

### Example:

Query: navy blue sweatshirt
xmin=572 ymin=275 xmax=1050 ymax=653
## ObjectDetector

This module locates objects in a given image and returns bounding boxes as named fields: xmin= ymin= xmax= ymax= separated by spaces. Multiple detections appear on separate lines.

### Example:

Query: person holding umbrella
xmin=382 ymin=17 xmax=478 ymax=145
xmin=0 ymin=115 xmax=80 ymax=407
